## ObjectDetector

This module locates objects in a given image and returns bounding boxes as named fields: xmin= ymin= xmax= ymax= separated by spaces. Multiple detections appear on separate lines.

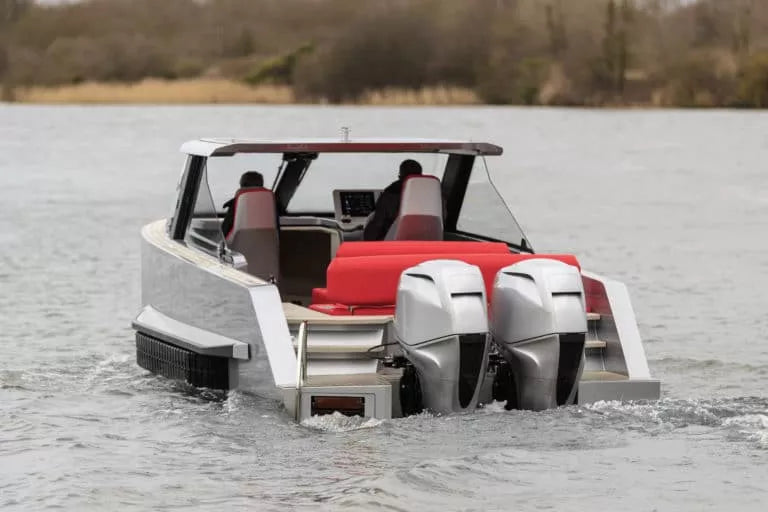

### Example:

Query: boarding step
xmin=581 ymin=370 xmax=628 ymax=382
xmin=586 ymin=313 xmax=603 ymax=353
xmin=291 ymin=341 xmax=379 ymax=355
xmin=585 ymin=339 xmax=607 ymax=350
xmin=298 ymin=373 xmax=392 ymax=421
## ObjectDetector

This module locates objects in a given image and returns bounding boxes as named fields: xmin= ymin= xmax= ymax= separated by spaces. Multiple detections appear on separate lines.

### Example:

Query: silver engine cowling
xmin=395 ymin=260 xmax=490 ymax=415
xmin=491 ymin=259 xmax=587 ymax=411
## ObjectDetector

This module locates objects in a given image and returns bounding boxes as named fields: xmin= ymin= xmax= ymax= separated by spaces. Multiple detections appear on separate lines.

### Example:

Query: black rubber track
xmin=136 ymin=332 xmax=230 ymax=389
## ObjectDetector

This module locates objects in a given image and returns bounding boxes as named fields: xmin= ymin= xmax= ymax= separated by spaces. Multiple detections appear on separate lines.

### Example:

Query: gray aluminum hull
xmin=135 ymin=220 xmax=297 ymax=402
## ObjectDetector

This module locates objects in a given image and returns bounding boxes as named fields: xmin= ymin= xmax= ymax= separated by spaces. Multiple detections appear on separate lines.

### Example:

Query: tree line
xmin=1 ymin=0 xmax=767 ymax=106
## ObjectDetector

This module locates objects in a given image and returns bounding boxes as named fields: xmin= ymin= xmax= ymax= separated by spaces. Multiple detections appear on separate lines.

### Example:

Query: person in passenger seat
xmin=221 ymin=171 xmax=265 ymax=237
xmin=363 ymin=159 xmax=422 ymax=240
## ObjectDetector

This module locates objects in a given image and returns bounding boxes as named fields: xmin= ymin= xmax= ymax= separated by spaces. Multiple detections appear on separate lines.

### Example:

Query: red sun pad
xmin=335 ymin=240 xmax=510 ymax=258
xmin=319 ymin=252 xmax=580 ymax=308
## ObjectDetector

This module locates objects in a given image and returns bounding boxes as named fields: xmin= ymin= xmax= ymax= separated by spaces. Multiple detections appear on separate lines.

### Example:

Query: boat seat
xmin=225 ymin=187 xmax=279 ymax=282
xmin=385 ymin=175 xmax=443 ymax=241
xmin=309 ymin=252 xmax=580 ymax=316
xmin=311 ymin=240 xmax=510 ymax=306
xmin=312 ymin=286 xmax=333 ymax=304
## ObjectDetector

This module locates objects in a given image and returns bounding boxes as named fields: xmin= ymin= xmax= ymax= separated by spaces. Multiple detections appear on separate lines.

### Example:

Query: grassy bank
xmin=13 ymin=79 xmax=480 ymax=105
xmin=15 ymin=79 xmax=294 ymax=104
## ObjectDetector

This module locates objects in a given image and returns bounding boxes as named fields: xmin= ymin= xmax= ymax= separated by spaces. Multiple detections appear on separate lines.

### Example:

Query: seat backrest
xmin=225 ymin=187 xmax=279 ymax=281
xmin=322 ymin=253 xmax=581 ymax=306
xmin=385 ymin=175 xmax=443 ymax=241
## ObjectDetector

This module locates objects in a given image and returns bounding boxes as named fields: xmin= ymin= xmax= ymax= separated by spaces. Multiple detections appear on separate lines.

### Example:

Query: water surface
xmin=1 ymin=105 xmax=767 ymax=510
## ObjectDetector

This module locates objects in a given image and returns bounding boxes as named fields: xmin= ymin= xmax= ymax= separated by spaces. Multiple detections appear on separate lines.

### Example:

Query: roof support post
xmin=441 ymin=154 xmax=475 ymax=232
xmin=170 ymin=155 xmax=205 ymax=240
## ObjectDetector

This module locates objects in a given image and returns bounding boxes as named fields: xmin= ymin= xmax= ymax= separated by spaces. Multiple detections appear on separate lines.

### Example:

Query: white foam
xmin=723 ymin=414 xmax=768 ymax=449
xmin=301 ymin=411 xmax=384 ymax=432
xmin=584 ymin=399 xmax=664 ymax=424
xmin=723 ymin=414 xmax=768 ymax=429
xmin=222 ymin=390 xmax=246 ymax=413
xmin=83 ymin=353 xmax=135 ymax=387
xmin=477 ymin=400 xmax=510 ymax=414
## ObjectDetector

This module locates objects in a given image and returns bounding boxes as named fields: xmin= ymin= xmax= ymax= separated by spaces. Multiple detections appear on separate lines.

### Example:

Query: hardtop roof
xmin=181 ymin=138 xmax=503 ymax=157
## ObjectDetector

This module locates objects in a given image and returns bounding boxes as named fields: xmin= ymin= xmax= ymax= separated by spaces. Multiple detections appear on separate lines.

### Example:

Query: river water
xmin=1 ymin=105 xmax=767 ymax=511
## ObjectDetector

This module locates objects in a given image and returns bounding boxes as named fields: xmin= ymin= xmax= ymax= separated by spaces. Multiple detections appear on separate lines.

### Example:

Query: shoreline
xmin=9 ymin=78 xmax=481 ymax=106
xmin=4 ymin=78 xmax=764 ymax=109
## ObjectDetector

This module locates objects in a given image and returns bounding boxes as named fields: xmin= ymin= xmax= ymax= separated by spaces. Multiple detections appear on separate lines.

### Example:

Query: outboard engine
xmin=491 ymin=259 xmax=587 ymax=411
xmin=395 ymin=260 xmax=490 ymax=415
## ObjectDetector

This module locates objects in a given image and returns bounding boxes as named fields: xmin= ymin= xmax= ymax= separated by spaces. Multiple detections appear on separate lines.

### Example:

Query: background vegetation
xmin=1 ymin=0 xmax=767 ymax=106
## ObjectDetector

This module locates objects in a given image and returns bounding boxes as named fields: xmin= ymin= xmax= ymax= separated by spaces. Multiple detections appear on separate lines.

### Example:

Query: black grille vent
xmin=458 ymin=334 xmax=487 ymax=408
xmin=136 ymin=332 xmax=230 ymax=389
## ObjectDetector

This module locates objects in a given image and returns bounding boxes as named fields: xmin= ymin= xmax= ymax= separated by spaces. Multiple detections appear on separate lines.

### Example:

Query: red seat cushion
xmin=322 ymin=253 xmax=580 ymax=307
xmin=335 ymin=241 xmax=510 ymax=258
xmin=311 ymin=287 xmax=331 ymax=304
xmin=308 ymin=303 xmax=350 ymax=316
xmin=349 ymin=305 xmax=396 ymax=316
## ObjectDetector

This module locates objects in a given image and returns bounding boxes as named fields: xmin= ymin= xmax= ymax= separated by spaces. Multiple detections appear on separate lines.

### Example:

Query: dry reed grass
xmin=15 ymin=79 xmax=295 ymax=104
xmin=358 ymin=86 xmax=479 ymax=105
xmin=14 ymin=79 xmax=479 ymax=105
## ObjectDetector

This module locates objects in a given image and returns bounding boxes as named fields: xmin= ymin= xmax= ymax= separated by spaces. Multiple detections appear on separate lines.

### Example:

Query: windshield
xmin=205 ymin=153 xmax=284 ymax=212
xmin=457 ymin=156 xmax=531 ymax=251
xmin=203 ymin=152 xmax=446 ymax=214
xmin=288 ymin=153 xmax=448 ymax=213
xmin=184 ymin=165 xmax=225 ymax=254
xmin=192 ymin=151 xmax=529 ymax=250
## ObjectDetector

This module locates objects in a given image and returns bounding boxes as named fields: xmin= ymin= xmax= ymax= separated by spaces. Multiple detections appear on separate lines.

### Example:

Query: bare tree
xmin=733 ymin=0 xmax=753 ymax=56
xmin=0 ymin=0 xmax=31 ymax=100
xmin=545 ymin=0 xmax=568 ymax=58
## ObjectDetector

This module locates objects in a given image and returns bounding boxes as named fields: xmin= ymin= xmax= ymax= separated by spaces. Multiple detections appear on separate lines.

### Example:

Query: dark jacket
xmin=221 ymin=198 xmax=236 ymax=238
xmin=363 ymin=179 xmax=403 ymax=241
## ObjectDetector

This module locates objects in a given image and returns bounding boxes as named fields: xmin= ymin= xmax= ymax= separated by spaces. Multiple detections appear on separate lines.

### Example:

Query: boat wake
xmin=302 ymin=411 xmax=384 ymax=432
xmin=24 ymin=351 xmax=765 ymax=450
xmin=723 ymin=414 xmax=768 ymax=448
xmin=583 ymin=397 xmax=768 ymax=449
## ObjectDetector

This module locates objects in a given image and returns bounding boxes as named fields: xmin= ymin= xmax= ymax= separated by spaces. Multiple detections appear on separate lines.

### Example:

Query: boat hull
xmin=136 ymin=220 xmax=297 ymax=400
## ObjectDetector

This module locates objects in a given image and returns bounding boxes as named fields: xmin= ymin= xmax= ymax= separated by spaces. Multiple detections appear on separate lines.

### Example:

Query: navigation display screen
xmin=339 ymin=191 xmax=377 ymax=217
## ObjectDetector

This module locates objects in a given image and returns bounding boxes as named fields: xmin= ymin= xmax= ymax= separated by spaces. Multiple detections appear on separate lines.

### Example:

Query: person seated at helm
xmin=363 ymin=159 xmax=422 ymax=241
xmin=221 ymin=170 xmax=265 ymax=237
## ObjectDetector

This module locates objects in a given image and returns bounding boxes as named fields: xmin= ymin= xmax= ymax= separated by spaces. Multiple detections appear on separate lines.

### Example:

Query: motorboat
xmin=133 ymin=136 xmax=660 ymax=420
